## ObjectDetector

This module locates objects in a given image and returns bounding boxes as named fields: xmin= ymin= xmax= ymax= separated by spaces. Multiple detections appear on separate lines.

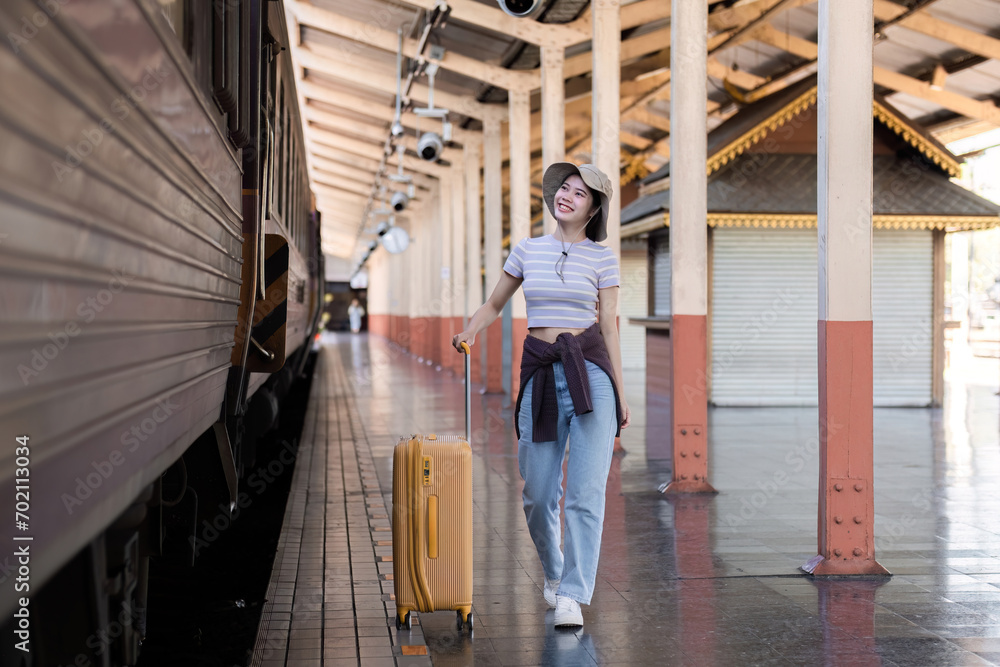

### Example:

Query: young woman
xmin=452 ymin=162 xmax=631 ymax=628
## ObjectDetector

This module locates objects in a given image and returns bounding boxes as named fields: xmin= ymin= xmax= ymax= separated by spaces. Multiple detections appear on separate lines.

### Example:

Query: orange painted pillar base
xmin=613 ymin=315 xmax=625 ymax=455
xmin=428 ymin=316 xmax=441 ymax=367
xmin=484 ymin=319 xmax=504 ymax=394
xmin=802 ymin=320 xmax=889 ymax=576
xmin=413 ymin=317 xmax=426 ymax=359
xmin=511 ymin=317 xmax=528 ymax=402
xmin=399 ymin=316 xmax=410 ymax=351
xmin=447 ymin=316 xmax=463 ymax=376
xmin=663 ymin=314 xmax=716 ymax=495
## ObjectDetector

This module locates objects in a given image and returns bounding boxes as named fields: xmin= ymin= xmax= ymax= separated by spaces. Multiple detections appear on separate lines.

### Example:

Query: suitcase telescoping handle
xmin=459 ymin=342 xmax=471 ymax=442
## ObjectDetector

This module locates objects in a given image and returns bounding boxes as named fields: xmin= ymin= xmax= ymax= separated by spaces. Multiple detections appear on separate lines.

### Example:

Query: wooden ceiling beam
xmin=303 ymin=102 xmax=477 ymax=147
xmin=295 ymin=45 xmax=505 ymax=122
xmin=312 ymin=183 xmax=370 ymax=204
xmin=873 ymin=0 xmax=1000 ymax=62
xmin=314 ymin=173 xmax=373 ymax=198
xmin=754 ymin=24 xmax=1000 ymax=125
xmin=399 ymin=0 xmax=587 ymax=47
xmin=873 ymin=67 xmax=1000 ymax=124
xmin=311 ymin=141 xmax=442 ymax=185
xmin=287 ymin=0 xmax=537 ymax=92
xmin=309 ymin=125 xmax=462 ymax=166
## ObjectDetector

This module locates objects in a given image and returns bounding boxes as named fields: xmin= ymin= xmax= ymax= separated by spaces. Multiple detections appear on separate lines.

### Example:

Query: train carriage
xmin=0 ymin=0 xmax=321 ymax=663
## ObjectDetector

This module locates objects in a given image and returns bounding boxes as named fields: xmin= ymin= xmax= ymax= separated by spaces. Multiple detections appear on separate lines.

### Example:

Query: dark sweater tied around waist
xmin=514 ymin=323 xmax=622 ymax=443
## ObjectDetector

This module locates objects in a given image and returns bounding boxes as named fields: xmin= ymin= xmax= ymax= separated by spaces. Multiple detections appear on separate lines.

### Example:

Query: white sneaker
xmin=543 ymin=578 xmax=560 ymax=608
xmin=554 ymin=595 xmax=583 ymax=627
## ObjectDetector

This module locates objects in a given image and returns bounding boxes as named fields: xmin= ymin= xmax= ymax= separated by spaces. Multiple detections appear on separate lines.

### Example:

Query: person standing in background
xmin=348 ymin=298 xmax=365 ymax=333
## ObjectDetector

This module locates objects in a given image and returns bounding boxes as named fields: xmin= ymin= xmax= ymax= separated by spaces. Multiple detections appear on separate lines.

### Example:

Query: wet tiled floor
xmin=257 ymin=332 xmax=1000 ymax=666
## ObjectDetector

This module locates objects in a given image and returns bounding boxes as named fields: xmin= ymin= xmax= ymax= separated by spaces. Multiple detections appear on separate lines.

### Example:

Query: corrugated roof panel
xmin=312 ymin=0 xmax=421 ymax=35
xmin=780 ymin=4 xmax=820 ymax=41
xmin=944 ymin=65 xmax=1000 ymax=98
xmin=927 ymin=0 xmax=1000 ymax=33
xmin=302 ymin=27 xmax=397 ymax=69
xmin=304 ymin=70 xmax=397 ymax=106
xmin=882 ymin=24 xmax=972 ymax=62
xmin=884 ymin=92 xmax=941 ymax=120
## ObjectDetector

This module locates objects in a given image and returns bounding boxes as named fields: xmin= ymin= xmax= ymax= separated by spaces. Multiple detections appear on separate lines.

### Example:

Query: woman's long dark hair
xmin=584 ymin=185 xmax=603 ymax=242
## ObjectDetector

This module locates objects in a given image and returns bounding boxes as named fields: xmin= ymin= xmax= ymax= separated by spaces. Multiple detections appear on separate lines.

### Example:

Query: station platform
xmin=252 ymin=332 xmax=1000 ymax=667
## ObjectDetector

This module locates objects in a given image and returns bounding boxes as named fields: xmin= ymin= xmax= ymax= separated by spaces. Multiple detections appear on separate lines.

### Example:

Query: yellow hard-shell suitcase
xmin=392 ymin=343 xmax=474 ymax=631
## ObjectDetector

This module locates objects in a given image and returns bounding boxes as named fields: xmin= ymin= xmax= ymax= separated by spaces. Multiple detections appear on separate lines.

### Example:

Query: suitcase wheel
xmin=456 ymin=609 xmax=473 ymax=631
xmin=396 ymin=611 xmax=411 ymax=630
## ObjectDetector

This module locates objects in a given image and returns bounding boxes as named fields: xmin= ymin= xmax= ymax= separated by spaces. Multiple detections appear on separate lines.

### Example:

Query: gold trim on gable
xmin=649 ymin=212 xmax=998 ymax=232
xmin=694 ymin=86 xmax=962 ymax=180
xmin=873 ymin=101 xmax=961 ymax=177
xmin=706 ymin=88 xmax=819 ymax=176
xmin=621 ymin=151 xmax=651 ymax=186
xmin=701 ymin=213 xmax=997 ymax=231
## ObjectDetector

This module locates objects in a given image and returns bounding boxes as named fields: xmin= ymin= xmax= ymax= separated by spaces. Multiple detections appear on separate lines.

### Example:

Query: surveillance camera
xmin=376 ymin=221 xmax=389 ymax=236
xmin=369 ymin=241 xmax=378 ymax=251
xmin=391 ymin=190 xmax=409 ymax=212
xmin=417 ymin=131 xmax=443 ymax=161
xmin=391 ymin=121 xmax=404 ymax=138
xmin=496 ymin=0 xmax=543 ymax=18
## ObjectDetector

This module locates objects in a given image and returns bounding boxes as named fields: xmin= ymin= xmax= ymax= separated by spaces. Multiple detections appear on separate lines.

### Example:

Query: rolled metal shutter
xmin=711 ymin=228 xmax=933 ymax=406
xmin=711 ymin=228 xmax=818 ymax=406
xmin=653 ymin=236 xmax=671 ymax=315
xmin=873 ymin=229 xmax=932 ymax=406
xmin=620 ymin=245 xmax=648 ymax=370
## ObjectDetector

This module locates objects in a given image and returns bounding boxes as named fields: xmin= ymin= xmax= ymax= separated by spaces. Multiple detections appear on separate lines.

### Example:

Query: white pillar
xmin=663 ymin=0 xmax=714 ymax=495
xmin=438 ymin=177 xmax=453 ymax=366
xmin=509 ymin=88 xmax=531 ymax=319
xmin=670 ymin=0 xmax=707 ymax=320
xmin=450 ymin=162 xmax=467 ymax=329
xmin=483 ymin=117 xmax=503 ymax=293
xmin=509 ymin=88 xmax=531 ymax=396
xmin=804 ymin=0 xmax=886 ymax=576
xmin=482 ymin=114 xmax=504 ymax=392
xmin=818 ymin=0 xmax=874 ymax=324
xmin=591 ymin=0 xmax=621 ymax=262
xmin=541 ymin=46 xmax=565 ymax=236
xmin=464 ymin=140 xmax=483 ymax=327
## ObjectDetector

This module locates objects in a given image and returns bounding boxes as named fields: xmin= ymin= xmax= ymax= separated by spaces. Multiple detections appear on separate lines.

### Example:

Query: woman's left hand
xmin=620 ymin=399 xmax=631 ymax=429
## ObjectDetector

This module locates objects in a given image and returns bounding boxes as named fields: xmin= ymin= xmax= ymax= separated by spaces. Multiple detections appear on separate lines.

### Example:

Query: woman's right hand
xmin=452 ymin=331 xmax=475 ymax=352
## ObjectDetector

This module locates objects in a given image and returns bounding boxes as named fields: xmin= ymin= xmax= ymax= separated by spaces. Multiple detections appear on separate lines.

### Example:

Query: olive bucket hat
xmin=542 ymin=162 xmax=613 ymax=242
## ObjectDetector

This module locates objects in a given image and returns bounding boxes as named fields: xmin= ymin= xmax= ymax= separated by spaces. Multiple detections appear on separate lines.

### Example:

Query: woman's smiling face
xmin=554 ymin=174 xmax=598 ymax=228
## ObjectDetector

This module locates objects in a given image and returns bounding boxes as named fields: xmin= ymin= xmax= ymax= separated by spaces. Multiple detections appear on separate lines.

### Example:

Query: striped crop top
xmin=503 ymin=235 xmax=620 ymax=328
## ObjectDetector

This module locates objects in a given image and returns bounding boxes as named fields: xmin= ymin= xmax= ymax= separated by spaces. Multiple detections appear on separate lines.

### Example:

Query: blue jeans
xmin=517 ymin=360 xmax=617 ymax=605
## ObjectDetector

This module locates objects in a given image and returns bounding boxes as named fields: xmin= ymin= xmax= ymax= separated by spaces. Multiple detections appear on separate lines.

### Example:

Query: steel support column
xmin=591 ymin=0 xmax=621 ymax=262
xmin=803 ymin=0 xmax=888 ymax=576
xmin=450 ymin=162 xmax=467 ymax=376
xmin=509 ymin=88 xmax=531 ymax=400
xmin=541 ymin=45 xmax=565 ymax=236
xmin=664 ymin=0 xmax=715 ymax=495
xmin=483 ymin=115 xmax=504 ymax=393
xmin=436 ymin=177 xmax=453 ymax=369
xmin=464 ymin=140 xmax=483 ymax=385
